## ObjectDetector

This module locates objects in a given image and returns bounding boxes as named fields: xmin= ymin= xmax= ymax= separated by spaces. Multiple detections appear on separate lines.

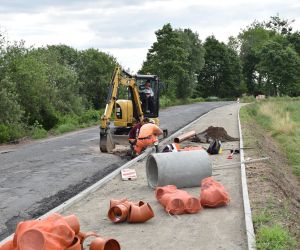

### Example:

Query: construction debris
xmin=121 ymin=169 xmax=137 ymax=180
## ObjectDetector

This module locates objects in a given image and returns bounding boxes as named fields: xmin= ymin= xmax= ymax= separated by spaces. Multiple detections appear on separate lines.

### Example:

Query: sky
xmin=0 ymin=0 xmax=299 ymax=73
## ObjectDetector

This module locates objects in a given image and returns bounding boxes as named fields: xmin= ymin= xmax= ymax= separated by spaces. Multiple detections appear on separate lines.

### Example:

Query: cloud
xmin=0 ymin=0 xmax=299 ymax=72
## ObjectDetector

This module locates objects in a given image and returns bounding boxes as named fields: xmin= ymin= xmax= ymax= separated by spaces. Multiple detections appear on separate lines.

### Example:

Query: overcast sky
xmin=1 ymin=0 xmax=299 ymax=73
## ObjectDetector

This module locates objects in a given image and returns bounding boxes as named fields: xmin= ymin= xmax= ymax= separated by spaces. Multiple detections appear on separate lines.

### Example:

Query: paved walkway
xmin=62 ymin=103 xmax=247 ymax=250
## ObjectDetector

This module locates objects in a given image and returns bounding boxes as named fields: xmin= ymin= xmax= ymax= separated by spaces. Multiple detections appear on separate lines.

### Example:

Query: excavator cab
xmin=99 ymin=67 xmax=163 ymax=153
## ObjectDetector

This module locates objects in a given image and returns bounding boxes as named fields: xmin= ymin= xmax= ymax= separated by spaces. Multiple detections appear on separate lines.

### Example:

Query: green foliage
xmin=253 ymin=211 xmax=273 ymax=227
xmin=159 ymin=96 xmax=204 ymax=108
xmin=30 ymin=121 xmax=48 ymax=139
xmin=256 ymin=41 xmax=300 ymax=96
xmin=141 ymin=24 xmax=205 ymax=99
xmin=76 ymin=48 xmax=117 ymax=108
xmin=238 ymin=15 xmax=300 ymax=96
xmin=256 ymin=224 xmax=296 ymax=250
xmin=197 ymin=36 xmax=242 ymax=98
xmin=0 ymin=123 xmax=25 ymax=143
xmin=240 ymin=95 xmax=256 ymax=103
xmin=0 ymin=77 xmax=24 ymax=124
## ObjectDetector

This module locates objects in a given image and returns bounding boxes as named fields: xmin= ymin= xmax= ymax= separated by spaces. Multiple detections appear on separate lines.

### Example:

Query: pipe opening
xmin=104 ymin=239 xmax=120 ymax=250
xmin=147 ymin=155 xmax=158 ymax=188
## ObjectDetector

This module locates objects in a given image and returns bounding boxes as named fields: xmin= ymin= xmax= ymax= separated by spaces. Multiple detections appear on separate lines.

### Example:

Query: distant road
xmin=0 ymin=101 xmax=231 ymax=240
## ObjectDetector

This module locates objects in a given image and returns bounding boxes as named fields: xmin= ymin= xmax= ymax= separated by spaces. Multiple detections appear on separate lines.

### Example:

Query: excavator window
xmin=136 ymin=78 xmax=159 ymax=118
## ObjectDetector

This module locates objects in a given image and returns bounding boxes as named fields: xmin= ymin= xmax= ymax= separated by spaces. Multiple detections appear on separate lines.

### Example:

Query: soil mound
xmin=192 ymin=126 xmax=239 ymax=143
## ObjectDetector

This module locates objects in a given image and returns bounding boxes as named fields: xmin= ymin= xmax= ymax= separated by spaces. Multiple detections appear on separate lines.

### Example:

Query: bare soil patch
xmin=192 ymin=126 xmax=239 ymax=143
xmin=242 ymin=121 xmax=300 ymax=247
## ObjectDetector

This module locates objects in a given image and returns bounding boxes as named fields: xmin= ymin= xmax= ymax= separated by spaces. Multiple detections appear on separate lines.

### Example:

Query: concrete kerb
xmin=0 ymin=110 xmax=210 ymax=245
xmin=238 ymin=107 xmax=256 ymax=250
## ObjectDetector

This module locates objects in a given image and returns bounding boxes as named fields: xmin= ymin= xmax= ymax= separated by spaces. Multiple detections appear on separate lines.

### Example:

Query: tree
xmin=76 ymin=49 xmax=117 ymax=109
xmin=141 ymin=24 xmax=205 ymax=99
xmin=197 ymin=36 xmax=242 ymax=98
xmin=141 ymin=23 xmax=188 ymax=98
xmin=0 ymin=77 xmax=24 ymax=124
xmin=175 ymin=28 xmax=205 ymax=98
xmin=287 ymin=31 xmax=300 ymax=55
xmin=256 ymin=40 xmax=300 ymax=96
xmin=265 ymin=14 xmax=294 ymax=35
xmin=238 ymin=25 xmax=272 ymax=95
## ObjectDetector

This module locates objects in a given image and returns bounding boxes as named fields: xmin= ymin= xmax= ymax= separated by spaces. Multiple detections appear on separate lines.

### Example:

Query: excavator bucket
xmin=100 ymin=130 xmax=115 ymax=153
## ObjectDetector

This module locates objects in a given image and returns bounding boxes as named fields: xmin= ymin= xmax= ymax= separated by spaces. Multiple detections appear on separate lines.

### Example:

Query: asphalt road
xmin=0 ymin=101 xmax=230 ymax=240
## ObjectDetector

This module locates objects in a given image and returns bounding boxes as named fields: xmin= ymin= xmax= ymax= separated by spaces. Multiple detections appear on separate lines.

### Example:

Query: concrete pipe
xmin=146 ymin=150 xmax=212 ymax=189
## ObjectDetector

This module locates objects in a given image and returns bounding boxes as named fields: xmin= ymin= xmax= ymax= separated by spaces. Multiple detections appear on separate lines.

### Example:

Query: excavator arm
xmin=99 ymin=66 xmax=144 ymax=152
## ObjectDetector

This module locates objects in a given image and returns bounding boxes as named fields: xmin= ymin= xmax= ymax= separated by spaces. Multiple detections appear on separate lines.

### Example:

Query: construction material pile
xmin=191 ymin=126 xmax=239 ymax=143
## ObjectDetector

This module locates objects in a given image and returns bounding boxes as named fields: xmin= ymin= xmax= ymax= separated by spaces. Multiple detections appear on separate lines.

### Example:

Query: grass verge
xmin=240 ymin=96 xmax=300 ymax=249
xmin=241 ymin=97 xmax=300 ymax=177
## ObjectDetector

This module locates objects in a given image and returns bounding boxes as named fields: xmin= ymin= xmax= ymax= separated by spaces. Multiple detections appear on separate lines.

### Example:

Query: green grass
xmin=31 ymin=123 xmax=48 ymax=139
xmin=241 ymin=97 xmax=300 ymax=177
xmin=253 ymin=211 xmax=272 ymax=226
xmin=52 ymin=109 xmax=102 ymax=135
xmin=256 ymin=224 xmax=296 ymax=250
xmin=240 ymin=97 xmax=300 ymax=249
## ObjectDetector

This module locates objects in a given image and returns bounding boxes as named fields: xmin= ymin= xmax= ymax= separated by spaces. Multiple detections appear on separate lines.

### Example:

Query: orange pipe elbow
xmin=89 ymin=237 xmax=120 ymax=250
xmin=127 ymin=203 xmax=154 ymax=223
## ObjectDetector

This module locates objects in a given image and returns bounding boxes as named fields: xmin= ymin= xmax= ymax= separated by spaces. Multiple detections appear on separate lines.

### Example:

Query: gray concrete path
xmin=0 ymin=102 xmax=230 ymax=240
xmin=62 ymin=103 xmax=247 ymax=250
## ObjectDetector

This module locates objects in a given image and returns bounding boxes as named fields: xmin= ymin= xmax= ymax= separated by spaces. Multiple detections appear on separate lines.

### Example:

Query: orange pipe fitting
xmin=89 ymin=237 xmax=120 ymax=250
xmin=200 ymin=177 xmax=230 ymax=207
xmin=155 ymin=186 xmax=202 ymax=215
xmin=109 ymin=198 xmax=129 ymax=208
xmin=0 ymin=239 xmax=13 ymax=250
xmin=108 ymin=204 xmax=129 ymax=223
xmin=64 ymin=214 xmax=80 ymax=235
xmin=66 ymin=236 xmax=81 ymax=250
xmin=127 ymin=203 xmax=154 ymax=223
xmin=155 ymin=185 xmax=177 ymax=200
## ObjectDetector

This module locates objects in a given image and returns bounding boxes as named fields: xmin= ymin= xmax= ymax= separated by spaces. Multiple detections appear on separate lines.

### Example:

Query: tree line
xmin=141 ymin=15 xmax=300 ymax=99
xmin=0 ymin=14 xmax=300 ymax=142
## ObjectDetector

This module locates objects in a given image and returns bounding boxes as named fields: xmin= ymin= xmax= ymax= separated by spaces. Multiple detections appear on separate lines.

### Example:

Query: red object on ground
xmin=0 ymin=213 xmax=121 ymax=250
xmin=2 ymin=213 xmax=75 ymax=250
xmin=200 ymin=177 xmax=230 ymax=207
xmin=155 ymin=185 xmax=202 ymax=215
xmin=108 ymin=199 xmax=154 ymax=223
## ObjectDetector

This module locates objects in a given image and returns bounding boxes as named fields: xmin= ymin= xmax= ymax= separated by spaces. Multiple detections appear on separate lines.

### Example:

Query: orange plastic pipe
xmin=89 ymin=237 xmax=120 ymax=250
xmin=127 ymin=203 xmax=154 ymax=223
xmin=174 ymin=130 xmax=196 ymax=143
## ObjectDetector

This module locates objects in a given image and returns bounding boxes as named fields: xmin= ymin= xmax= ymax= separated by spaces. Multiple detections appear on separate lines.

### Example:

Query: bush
xmin=30 ymin=121 xmax=48 ymax=139
xmin=78 ymin=109 xmax=100 ymax=124
xmin=55 ymin=123 xmax=77 ymax=134
xmin=160 ymin=96 xmax=173 ymax=108
xmin=205 ymin=96 xmax=219 ymax=101
xmin=0 ymin=123 xmax=25 ymax=143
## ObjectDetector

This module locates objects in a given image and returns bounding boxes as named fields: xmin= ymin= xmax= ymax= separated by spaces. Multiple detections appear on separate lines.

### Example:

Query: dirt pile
xmin=191 ymin=126 xmax=239 ymax=143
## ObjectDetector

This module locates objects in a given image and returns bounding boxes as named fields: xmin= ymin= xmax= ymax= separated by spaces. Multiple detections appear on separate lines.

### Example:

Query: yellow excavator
xmin=99 ymin=66 xmax=167 ymax=153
